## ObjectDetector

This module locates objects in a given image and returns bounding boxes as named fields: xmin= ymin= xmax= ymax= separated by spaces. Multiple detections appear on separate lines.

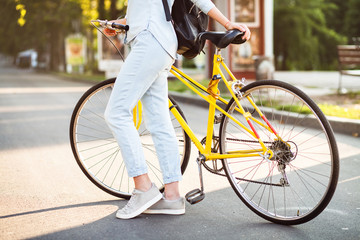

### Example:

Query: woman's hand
xmin=225 ymin=22 xmax=251 ymax=41
xmin=104 ymin=18 xmax=127 ymax=37
xmin=207 ymin=7 xmax=251 ymax=41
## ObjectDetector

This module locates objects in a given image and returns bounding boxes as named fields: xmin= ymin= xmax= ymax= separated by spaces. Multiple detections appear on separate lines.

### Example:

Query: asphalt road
xmin=0 ymin=68 xmax=359 ymax=240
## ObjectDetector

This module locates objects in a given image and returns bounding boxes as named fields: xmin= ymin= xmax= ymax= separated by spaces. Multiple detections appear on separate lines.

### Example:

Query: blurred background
xmin=0 ymin=0 xmax=359 ymax=75
xmin=0 ymin=2 xmax=360 ymax=238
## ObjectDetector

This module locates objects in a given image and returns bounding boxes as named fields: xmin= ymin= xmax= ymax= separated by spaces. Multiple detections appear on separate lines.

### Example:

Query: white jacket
xmin=126 ymin=0 xmax=215 ymax=58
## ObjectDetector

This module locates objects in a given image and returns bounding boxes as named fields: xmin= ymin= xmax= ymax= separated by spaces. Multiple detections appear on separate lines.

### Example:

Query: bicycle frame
xmin=168 ymin=49 xmax=281 ymax=161
xmin=75 ymin=21 xmax=339 ymax=223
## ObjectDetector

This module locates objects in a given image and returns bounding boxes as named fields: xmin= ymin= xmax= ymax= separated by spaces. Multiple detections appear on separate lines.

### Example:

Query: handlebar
xmin=91 ymin=20 xmax=129 ymax=31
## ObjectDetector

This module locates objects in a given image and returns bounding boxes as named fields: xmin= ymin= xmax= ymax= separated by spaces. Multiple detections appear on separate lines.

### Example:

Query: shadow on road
xmin=23 ymin=188 xmax=309 ymax=240
xmin=0 ymin=200 xmax=120 ymax=220
xmin=5 ymin=184 xmax=356 ymax=240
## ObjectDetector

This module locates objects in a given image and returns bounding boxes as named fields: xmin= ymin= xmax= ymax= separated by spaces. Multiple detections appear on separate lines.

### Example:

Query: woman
xmin=104 ymin=0 xmax=251 ymax=220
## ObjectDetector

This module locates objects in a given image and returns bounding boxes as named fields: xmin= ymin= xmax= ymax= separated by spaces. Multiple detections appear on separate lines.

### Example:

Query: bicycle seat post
xmin=216 ymin=48 xmax=221 ymax=56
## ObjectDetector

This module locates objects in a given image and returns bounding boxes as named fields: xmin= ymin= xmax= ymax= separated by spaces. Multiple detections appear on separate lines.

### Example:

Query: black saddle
xmin=197 ymin=30 xmax=246 ymax=49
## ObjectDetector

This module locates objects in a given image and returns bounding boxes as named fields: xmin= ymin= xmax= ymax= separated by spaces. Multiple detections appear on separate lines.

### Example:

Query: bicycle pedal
xmin=185 ymin=188 xmax=205 ymax=205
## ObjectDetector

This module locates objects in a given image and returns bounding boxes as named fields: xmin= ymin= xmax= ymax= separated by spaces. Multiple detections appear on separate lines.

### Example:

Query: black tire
xmin=219 ymin=80 xmax=339 ymax=225
xmin=70 ymin=78 xmax=191 ymax=199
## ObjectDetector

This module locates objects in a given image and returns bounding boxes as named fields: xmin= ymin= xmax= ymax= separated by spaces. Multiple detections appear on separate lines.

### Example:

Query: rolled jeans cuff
xmin=163 ymin=174 xmax=182 ymax=184
xmin=127 ymin=168 xmax=149 ymax=178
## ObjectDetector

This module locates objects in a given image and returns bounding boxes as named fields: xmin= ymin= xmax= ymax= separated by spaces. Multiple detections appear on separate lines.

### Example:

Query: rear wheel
xmin=219 ymin=80 xmax=339 ymax=225
xmin=70 ymin=78 xmax=191 ymax=199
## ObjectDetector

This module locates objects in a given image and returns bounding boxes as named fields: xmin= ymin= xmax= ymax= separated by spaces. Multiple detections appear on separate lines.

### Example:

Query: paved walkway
xmin=2 ymin=61 xmax=360 ymax=135
xmin=274 ymin=71 xmax=360 ymax=96
xmin=181 ymin=68 xmax=360 ymax=96
xmin=175 ymin=69 xmax=360 ymax=136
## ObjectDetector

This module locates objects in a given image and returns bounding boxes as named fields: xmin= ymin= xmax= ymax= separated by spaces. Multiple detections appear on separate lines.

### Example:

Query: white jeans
xmin=104 ymin=30 xmax=181 ymax=184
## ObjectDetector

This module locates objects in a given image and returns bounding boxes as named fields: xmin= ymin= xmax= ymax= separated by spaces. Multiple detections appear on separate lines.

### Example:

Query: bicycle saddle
xmin=197 ymin=30 xmax=246 ymax=49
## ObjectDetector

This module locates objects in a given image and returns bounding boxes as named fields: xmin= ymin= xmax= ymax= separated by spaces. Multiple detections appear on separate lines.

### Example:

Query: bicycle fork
xmin=185 ymin=154 xmax=206 ymax=204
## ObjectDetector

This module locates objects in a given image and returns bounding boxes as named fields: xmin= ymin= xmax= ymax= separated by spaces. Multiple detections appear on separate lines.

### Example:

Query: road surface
xmin=0 ymin=68 xmax=359 ymax=239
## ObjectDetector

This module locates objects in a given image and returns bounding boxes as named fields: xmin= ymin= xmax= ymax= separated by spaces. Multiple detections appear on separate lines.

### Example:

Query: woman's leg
xmin=104 ymin=30 xmax=179 ymax=191
xmin=140 ymin=66 xmax=182 ymax=199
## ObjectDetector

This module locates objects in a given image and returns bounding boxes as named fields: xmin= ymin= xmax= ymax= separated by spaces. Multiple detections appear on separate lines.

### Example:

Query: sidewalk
xmin=171 ymin=70 xmax=360 ymax=136
xmin=274 ymin=71 xmax=360 ymax=95
xmin=275 ymin=71 xmax=360 ymax=136
xmin=2 ymin=65 xmax=360 ymax=136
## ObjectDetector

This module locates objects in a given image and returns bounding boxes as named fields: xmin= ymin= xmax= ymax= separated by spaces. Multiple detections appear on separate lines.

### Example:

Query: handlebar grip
xmin=111 ymin=22 xmax=129 ymax=31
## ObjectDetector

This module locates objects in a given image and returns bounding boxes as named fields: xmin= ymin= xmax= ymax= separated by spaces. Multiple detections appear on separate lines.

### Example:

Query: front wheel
xmin=219 ymin=80 xmax=339 ymax=225
xmin=70 ymin=78 xmax=191 ymax=199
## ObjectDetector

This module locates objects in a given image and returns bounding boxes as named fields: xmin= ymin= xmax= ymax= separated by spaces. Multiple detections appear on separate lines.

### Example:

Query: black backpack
xmin=162 ymin=0 xmax=209 ymax=59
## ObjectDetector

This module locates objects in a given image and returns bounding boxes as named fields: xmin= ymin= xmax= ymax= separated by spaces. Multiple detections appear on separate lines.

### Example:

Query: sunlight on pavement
xmin=0 ymin=104 xmax=75 ymax=113
xmin=0 ymin=87 xmax=89 ymax=94
xmin=0 ymin=202 xmax=118 ymax=239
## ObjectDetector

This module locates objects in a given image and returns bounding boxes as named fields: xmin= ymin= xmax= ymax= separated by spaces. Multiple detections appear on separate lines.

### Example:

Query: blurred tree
xmin=0 ymin=0 xmax=127 ymax=72
xmin=110 ymin=0 xmax=119 ymax=19
xmin=0 ymin=0 xmax=24 ymax=60
xmin=31 ymin=0 xmax=83 ymax=71
xmin=274 ymin=0 xmax=346 ymax=70
xmin=98 ymin=0 xmax=126 ymax=20
xmin=323 ymin=0 xmax=347 ymax=35
xmin=344 ymin=0 xmax=360 ymax=42
xmin=98 ymin=0 xmax=106 ymax=19
xmin=324 ymin=0 xmax=360 ymax=43
xmin=0 ymin=0 xmax=83 ymax=70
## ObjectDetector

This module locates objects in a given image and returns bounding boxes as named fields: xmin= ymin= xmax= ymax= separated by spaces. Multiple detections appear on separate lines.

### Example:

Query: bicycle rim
xmin=70 ymin=79 xmax=190 ymax=199
xmin=219 ymin=80 xmax=339 ymax=225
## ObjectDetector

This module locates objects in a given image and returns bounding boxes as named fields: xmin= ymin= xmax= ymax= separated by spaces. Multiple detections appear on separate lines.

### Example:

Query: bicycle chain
xmin=226 ymin=137 xmax=273 ymax=145
xmin=202 ymin=136 xmax=282 ymax=187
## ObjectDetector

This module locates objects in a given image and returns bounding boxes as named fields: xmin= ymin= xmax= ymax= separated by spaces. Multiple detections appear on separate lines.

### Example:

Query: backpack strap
xmin=162 ymin=0 xmax=172 ymax=21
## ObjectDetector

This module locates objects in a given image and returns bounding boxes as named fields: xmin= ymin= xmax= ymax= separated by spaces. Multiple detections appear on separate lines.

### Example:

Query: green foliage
xmin=274 ymin=0 xmax=347 ymax=70
xmin=255 ymin=99 xmax=312 ymax=114
xmin=168 ymin=79 xmax=190 ymax=93
xmin=318 ymin=104 xmax=360 ymax=119
xmin=280 ymin=105 xmax=312 ymax=115
xmin=0 ymin=0 xmax=83 ymax=70
xmin=0 ymin=0 xmax=127 ymax=72
xmin=254 ymin=98 xmax=360 ymax=119
xmin=324 ymin=0 xmax=348 ymax=35
xmin=2 ymin=0 xmax=356 ymax=72
xmin=182 ymin=59 xmax=197 ymax=68
xmin=54 ymin=71 xmax=106 ymax=82
xmin=344 ymin=0 xmax=360 ymax=42
xmin=0 ymin=0 xmax=23 ymax=58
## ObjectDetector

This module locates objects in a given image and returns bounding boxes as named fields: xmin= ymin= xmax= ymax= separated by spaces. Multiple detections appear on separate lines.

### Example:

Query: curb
xmin=50 ymin=72 xmax=360 ymax=137
xmin=169 ymin=91 xmax=360 ymax=137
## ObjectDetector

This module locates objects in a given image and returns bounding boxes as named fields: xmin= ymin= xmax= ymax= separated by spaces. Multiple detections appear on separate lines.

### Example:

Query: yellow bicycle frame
xmin=168 ymin=51 xmax=281 ymax=161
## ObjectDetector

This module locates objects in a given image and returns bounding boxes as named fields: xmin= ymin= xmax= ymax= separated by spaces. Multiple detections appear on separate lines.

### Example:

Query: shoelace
xmin=122 ymin=191 xmax=140 ymax=211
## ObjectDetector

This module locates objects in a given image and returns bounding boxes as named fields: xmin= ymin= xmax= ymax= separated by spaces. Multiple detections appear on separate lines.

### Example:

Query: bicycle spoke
xmin=111 ymin=160 xmax=125 ymax=188
xmin=77 ymin=122 xmax=113 ymax=136
xmin=79 ymin=140 xmax=118 ymax=153
xmin=102 ymin=149 xmax=120 ymax=182
xmin=70 ymin=80 xmax=190 ymax=199
xmin=220 ymin=80 xmax=338 ymax=224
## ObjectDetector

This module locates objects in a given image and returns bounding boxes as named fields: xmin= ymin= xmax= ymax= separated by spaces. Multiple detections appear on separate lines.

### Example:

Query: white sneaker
xmin=116 ymin=183 xmax=162 ymax=219
xmin=143 ymin=196 xmax=185 ymax=215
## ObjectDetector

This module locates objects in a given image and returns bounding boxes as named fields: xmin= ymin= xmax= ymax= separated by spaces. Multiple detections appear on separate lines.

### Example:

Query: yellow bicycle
xmin=70 ymin=20 xmax=339 ymax=225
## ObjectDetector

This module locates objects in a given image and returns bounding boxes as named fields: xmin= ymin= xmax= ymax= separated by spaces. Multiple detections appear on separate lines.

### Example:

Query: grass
xmin=168 ymin=79 xmax=192 ymax=93
xmin=256 ymin=100 xmax=360 ymax=120
xmin=318 ymin=104 xmax=360 ymax=120
xmin=255 ymin=100 xmax=312 ymax=115
xmin=168 ymin=78 xmax=211 ymax=95
xmin=265 ymin=102 xmax=360 ymax=120
xmin=54 ymin=72 xmax=106 ymax=82
xmin=171 ymin=79 xmax=360 ymax=120
xmin=281 ymin=105 xmax=312 ymax=115
xmin=54 ymin=72 xmax=360 ymax=120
